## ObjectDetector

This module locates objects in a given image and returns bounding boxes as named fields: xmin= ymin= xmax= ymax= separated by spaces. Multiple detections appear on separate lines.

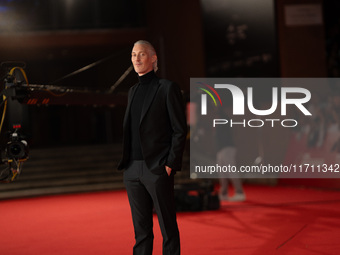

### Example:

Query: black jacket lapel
xmin=123 ymin=84 xmax=138 ymax=128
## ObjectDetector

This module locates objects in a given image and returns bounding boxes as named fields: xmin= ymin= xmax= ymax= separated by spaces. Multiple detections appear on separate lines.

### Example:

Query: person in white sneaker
xmin=215 ymin=106 xmax=246 ymax=202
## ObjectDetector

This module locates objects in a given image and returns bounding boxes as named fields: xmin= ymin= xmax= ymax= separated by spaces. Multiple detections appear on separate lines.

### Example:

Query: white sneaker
xmin=228 ymin=193 xmax=246 ymax=202
xmin=219 ymin=194 xmax=229 ymax=201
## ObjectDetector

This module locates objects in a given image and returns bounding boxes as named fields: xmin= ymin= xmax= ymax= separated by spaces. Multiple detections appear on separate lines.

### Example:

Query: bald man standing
xmin=118 ymin=40 xmax=187 ymax=255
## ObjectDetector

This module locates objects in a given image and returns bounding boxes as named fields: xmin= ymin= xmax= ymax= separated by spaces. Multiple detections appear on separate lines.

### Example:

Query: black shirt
xmin=129 ymin=70 xmax=156 ymax=160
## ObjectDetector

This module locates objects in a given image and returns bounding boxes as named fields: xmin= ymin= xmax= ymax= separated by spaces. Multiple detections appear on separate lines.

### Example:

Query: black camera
xmin=6 ymin=131 xmax=29 ymax=160
xmin=0 ymin=130 xmax=28 ymax=182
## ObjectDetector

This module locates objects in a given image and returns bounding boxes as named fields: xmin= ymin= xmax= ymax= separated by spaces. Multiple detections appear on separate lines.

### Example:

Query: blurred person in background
xmin=215 ymin=106 xmax=246 ymax=202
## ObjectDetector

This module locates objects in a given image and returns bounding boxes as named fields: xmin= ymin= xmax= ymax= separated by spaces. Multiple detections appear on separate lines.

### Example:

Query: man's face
xmin=131 ymin=44 xmax=157 ymax=76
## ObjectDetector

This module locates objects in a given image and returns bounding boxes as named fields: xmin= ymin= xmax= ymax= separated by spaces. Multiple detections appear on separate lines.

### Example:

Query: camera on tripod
xmin=0 ymin=127 xmax=29 ymax=183
xmin=6 ymin=127 xmax=29 ymax=161
xmin=0 ymin=63 xmax=30 ymax=183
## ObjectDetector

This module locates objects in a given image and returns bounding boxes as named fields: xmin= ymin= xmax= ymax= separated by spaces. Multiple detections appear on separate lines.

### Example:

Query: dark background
xmin=0 ymin=0 xmax=339 ymax=147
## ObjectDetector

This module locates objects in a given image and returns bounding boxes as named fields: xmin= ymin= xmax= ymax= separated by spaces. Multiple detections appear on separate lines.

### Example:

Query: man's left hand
xmin=165 ymin=166 xmax=172 ymax=176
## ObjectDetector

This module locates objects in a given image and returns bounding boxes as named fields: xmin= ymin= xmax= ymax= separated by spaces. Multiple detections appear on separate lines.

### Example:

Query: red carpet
xmin=1 ymin=185 xmax=340 ymax=255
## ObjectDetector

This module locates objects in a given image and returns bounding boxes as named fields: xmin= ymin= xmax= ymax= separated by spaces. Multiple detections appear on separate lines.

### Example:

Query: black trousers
xmin=123 ymin=160 xmax=180 ymax=255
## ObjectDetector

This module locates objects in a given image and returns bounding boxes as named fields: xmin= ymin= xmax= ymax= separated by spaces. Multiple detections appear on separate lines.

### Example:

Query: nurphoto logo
xmin=197 ymin=81 xmax=312 ymax=128
xmin=190 ymin=78 xmax=339 ymax=179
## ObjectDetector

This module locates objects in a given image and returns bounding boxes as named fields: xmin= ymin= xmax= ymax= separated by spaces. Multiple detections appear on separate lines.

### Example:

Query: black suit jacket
xmin=118 ymin=76 xmax=187 ymax=175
